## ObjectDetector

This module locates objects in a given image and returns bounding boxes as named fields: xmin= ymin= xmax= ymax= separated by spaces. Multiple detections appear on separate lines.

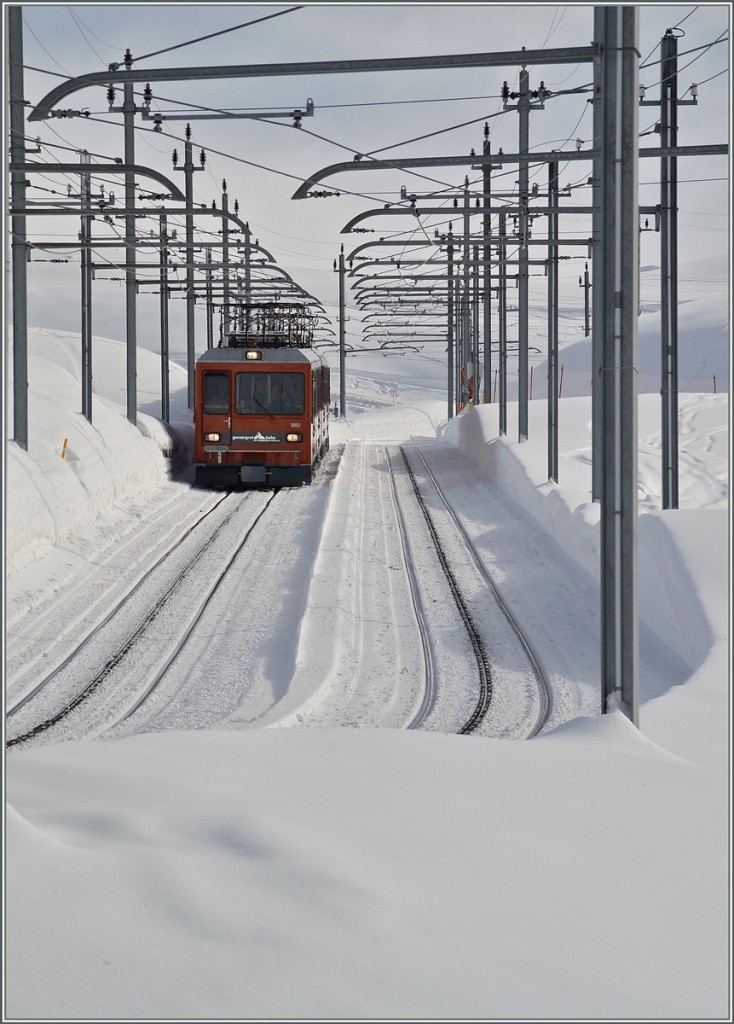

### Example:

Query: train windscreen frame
xmin=235 ymin=371 xmax=305 ymax=415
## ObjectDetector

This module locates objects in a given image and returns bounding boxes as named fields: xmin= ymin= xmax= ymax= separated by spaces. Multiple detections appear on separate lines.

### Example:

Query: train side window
xmin=278 ymin=373 xmax=305 ymax=413
xmin=323 ymin=367 xmax=331 ymax=406
xmin=203 ymin=372 xmax=230 ymax=413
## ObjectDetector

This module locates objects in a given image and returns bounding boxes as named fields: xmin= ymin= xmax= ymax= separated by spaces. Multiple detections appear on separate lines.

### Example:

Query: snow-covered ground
xmin=3 ymin=307 xmax=730 ymax=1019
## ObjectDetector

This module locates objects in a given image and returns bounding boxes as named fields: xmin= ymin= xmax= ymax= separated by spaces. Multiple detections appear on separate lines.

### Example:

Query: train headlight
xmin=204 ymin=432 xmax=221 ymax=442
xmin=286 ymin=432 xmax=302 ymax=443
xmin=245 ymin=350 xmax=262 ymax=360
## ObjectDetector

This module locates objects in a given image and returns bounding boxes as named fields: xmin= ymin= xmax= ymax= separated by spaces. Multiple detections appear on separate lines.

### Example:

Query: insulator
xmin=124 ymin=48 xmax=133 ymax=68
xmin=143 ymin=83 xmax=152 ymax=105
xmin=172 ymin=149 xmax=178 ymax=167
xmin=200 ymin=149 xmax=206 ymax=166
xmin=107 ymin=85 xmax=116 ymax=105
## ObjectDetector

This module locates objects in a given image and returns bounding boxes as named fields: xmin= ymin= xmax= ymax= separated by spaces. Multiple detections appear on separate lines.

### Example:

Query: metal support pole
xmin=482 ymin=124 xmax=492 ymax=402
xmin=660 ymin=28 xmax=679 ymax=509
xmin=591 ymin=13 xmax=605 ymax=502
xmin=205 ymin=244 xmax=213 ymax=351
xmin=499 ymin=211 xmax=507 ymax=436
xmin=518 ymin=67 xmax=530 ymax=442
xmin=472 ymin=244 xmax=480 ymax=405
xmin=338 ymin=245 xmax=346 ymax=417
xmin=598 ymin=5 xmax=640 ymax=725
xmin=455 ymin=278 xmax=462 ymax=412
xmin=447 ymin=226 xmax=454 ymax=419
xmin=159 ymin=213 xmax=170 ymax=422
xmin=462 ymin=187 xmax=471 ymax=408
xmin=547 ymin=160 xmax=559 ymax=482
xmin=222 ymin=184 xmax=230 ymax=318
xmin=581 ymin=262 xmax=591 ymax=336
xmin=245 ymin=220 xmax=252 ymax=305
xmin=9 ymin=5 xmax=28 ymax=449
xmin=123 ymin=73 xmax=137 ymax=424
xmin=184 ymin=126 xmax=195 ymax=408
xmin=80 ymin=151 xmax=93 ymax=422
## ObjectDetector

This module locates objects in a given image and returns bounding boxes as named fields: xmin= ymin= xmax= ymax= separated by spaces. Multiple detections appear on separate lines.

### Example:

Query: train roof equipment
xmin=218 ymin=301 xmax=317 ymax=350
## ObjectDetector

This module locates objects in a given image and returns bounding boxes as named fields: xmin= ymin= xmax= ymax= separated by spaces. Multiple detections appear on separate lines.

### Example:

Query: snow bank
xmin=6 ymin=724 xmax=728 ymax=1021
xmin=5 ymin=329 xmax=190 ymax=574
xmin=446 ymin=394 xmax=729 ymax=686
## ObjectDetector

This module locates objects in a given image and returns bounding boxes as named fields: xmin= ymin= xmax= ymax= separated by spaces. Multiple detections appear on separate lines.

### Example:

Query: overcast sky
xmin=7 ymin=3 xmax=731 ymax=354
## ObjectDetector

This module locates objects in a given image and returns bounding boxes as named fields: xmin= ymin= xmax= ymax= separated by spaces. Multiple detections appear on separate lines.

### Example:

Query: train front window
xmin=235 ymin=372 xmax=305 ymax=415
xmin=203 ymin=372 xmax=230 ymax=413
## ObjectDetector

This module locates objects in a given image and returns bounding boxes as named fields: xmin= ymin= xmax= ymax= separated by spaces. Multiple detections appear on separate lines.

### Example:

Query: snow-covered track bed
xmin=262 ymin=439 xmax=512 ymax=734
xmin=255 ymin=442 xmax=434 ymax=729
xmin=5 ymin=487 xmax=229 ymax=684
xmin=6 ymin=491 xmax=277 ymax=748
xmin=401 ymin=445 xmax=552 ymax=739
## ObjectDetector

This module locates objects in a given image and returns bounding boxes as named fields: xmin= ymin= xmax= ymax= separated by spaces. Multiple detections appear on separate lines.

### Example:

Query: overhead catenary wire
xmin=129 ymin=7 xmax=305 ymax=66
xmin=21 ymin=17 xmax=73 ymax=77
xmin=66 ymin=8 xmax=109 ymax=67
xmin=18 ymin=9 xmax=728 ymax=314
xmin=639 ymin=30 xmax=728 ymax=71
xmin=65 ymin=8 xmax=119 ymax=51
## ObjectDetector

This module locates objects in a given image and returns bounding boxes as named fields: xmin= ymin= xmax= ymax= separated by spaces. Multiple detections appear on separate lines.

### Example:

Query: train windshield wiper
xmin=251 ymin=395 xmax=276 ymax=419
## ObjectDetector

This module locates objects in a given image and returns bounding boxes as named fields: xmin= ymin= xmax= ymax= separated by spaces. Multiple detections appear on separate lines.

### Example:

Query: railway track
xmin=5 ymin=488 xmax=229 ymax=685
xmin=6 ymin=491 xmax=278 ymax=748
xmin=99 ymin=490 xmax=280 ymax=734
xmin=397 ymin=444 xmax=552 ymax=738
xmin=397 ymin=446 xmax=492 ymax=734
xmin=384 ymin=449 xmax=437 ymax=727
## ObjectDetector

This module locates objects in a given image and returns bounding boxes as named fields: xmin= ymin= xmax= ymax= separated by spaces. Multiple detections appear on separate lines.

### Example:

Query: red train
xmin=193 ymin=303 xmax=330 ymax=488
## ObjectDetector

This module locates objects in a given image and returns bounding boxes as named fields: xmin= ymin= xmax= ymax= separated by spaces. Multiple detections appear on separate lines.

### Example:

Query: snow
xmin=4 ymin=307 xmax=730 ymax=1019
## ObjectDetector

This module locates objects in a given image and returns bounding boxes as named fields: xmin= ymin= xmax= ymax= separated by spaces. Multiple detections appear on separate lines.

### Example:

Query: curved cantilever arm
xmin=293 ymin=154 xmax=501 ymax=200
xmin=347 ymin=238 xmax=440 ymax=261
xmin=294 ymin=144 xmax=726 ymax=200
xmin=341 ymin=206 xmax=456 ymax=233
xmin=29 ymin=46 xmax=598 ymax=121
xmin=13 ymin=161 xmax=187 ymax=202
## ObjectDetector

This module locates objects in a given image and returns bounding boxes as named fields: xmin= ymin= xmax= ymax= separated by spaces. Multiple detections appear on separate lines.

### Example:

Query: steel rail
xmin=412 ymin=447 xmax=552 ymax=737
xmin=399 ymin=447 xmax=492 ymax=735
xmin=6 ymin=492 xmax=256 ymax=747
xmin=105 ymin=492 xmax=279 ymax=730
xmin=384 ymin=448 xmax=437 ymax=729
